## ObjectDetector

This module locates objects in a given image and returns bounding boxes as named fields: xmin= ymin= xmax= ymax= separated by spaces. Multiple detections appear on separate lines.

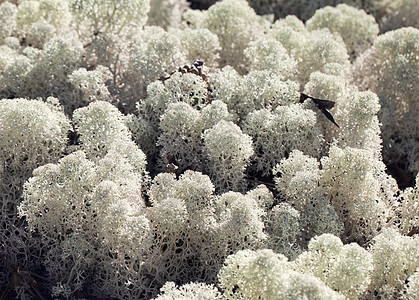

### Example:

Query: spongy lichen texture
xmin=0 ymin=0 xmax=418 ymax=299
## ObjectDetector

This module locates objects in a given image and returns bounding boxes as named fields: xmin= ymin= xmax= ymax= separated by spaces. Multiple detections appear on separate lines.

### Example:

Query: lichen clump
xmin=0 ymin=0 xmax=417 ymax=299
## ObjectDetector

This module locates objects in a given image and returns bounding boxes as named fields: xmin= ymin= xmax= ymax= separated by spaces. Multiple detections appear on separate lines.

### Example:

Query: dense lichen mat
xmin=0 ymin=0 xmax=418 ymax=299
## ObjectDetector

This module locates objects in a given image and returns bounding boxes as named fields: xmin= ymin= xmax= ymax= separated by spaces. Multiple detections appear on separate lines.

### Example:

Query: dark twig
xmin=0 ymin=256 xmax=49 ymax=300
xmin=300 ymin=93 xmax=340 ymax=128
